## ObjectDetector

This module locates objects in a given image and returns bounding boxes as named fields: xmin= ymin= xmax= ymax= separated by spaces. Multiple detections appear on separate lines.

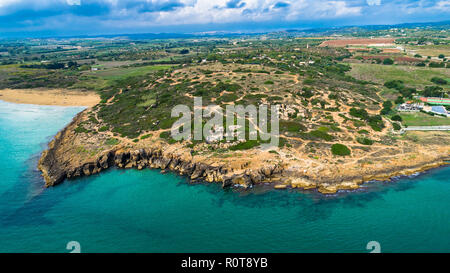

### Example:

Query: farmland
xmin=400 ymin=112 xmax=450 ymax=126
xmin=348 ymin=63 xmax=450 ymax=87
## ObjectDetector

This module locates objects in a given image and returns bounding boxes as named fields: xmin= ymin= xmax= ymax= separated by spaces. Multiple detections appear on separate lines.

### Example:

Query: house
xmin=397 ymin=103 xmax=423 ymax=112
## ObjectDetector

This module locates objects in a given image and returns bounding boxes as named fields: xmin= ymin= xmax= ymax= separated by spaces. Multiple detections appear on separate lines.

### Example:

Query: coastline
xmin=1 ymin=91 xmax=443 ymax=195
xmin=0 ymin=88 xmax=100 ymax=107
xmin=37 ymin=108 xmax=450 ymax=194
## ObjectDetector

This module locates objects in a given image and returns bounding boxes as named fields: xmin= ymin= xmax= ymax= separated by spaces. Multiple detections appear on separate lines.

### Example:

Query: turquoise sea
xmin=0 ymin=100 xmax=449 ymax=253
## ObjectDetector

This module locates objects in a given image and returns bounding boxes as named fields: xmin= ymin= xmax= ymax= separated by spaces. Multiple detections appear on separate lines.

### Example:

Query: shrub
xmin=392 ymin=122 xmax=401 ymax=131
xmin=395 ymin=96 xmax=405 ymax=104
xmin=356 ymin=137 xmax=374 ymax=145
xmin=384 ymin=80 xmax=404 ymax=90
xmin=280 ymin=121 xmax=306 ymax=133
xmin=391 ymin=115 xmax=403 ymax=122
xmin=429 ymin=62 xmax=445 ymax=68
xmin=104 ymin=138 xmax=120 ymax=146
xmin=310 ymin=130 xmax=334 ymax=141
xmin=98 ymin=125 xmax=109 ymax=132
xmin=431 ymin=77 xmax=447 ymax=85
xmin=331 ymin=144 xmax=351 ymax=156
xmin=383 ymin=58 xmax=394 ymax=65
xmin=349 ymin=108 xmax=369 ymax=120
xmin=229 ymin=140 xmax=260 ymax=151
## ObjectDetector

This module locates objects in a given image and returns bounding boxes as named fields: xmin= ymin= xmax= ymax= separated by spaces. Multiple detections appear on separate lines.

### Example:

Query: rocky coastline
xmin=38 ymin=110 xmax=450 ymax=194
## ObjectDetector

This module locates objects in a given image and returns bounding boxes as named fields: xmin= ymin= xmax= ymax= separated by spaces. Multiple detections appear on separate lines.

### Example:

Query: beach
xmin=0 ymin=88 xmax=100 ymax=107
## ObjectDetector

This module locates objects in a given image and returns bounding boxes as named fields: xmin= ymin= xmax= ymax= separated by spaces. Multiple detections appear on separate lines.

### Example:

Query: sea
xmin=0 ymin=100 xmax=448 ymax=253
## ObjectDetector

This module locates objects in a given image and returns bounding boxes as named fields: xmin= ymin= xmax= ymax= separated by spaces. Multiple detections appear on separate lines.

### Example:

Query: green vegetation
xmin=357 ymin=137 xmax=374 ymax=145
xmin=104 ymin=138 xmax=120 ymax=146
xmin=331 ymin=144 xmax=351 ymax=156
xmin=400 ymin=112 xmax=450 ymax=126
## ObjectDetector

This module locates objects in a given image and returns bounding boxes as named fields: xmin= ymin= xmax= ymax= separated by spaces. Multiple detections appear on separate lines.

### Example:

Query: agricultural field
xmin=400 ymin=112 xmax=450 ymax=126
xmin=348 ymin=63 xmax=450 ymax=87
xmin=405 ymin=44 xmax=450 ymax=58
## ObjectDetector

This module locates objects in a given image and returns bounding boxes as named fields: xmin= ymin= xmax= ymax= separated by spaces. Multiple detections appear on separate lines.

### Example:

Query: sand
xmin=0 ymin=88 xmax=100 ymax=107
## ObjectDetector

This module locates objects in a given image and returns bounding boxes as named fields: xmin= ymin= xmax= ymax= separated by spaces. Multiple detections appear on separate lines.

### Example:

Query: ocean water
xmin=0 ymin=100 xmax=449 ymax=253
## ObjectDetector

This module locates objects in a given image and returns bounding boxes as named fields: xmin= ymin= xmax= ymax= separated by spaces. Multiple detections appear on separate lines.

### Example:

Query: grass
xmin=89 ymin=65 xmax=175 ymax=81
xmin=348 ymin=63 xmax=450 ymax=87
xmin=405 ymin=44 xmax=450 ymax=57
xmin=400 ymin=112 xmax=450 ymax=126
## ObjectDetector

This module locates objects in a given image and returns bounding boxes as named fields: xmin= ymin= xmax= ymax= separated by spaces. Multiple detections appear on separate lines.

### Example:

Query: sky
xmin=0 ymin=0 xmax=449 ymax=37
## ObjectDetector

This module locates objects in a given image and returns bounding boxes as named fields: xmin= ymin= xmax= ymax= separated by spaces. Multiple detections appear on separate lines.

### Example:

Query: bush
xmin=349 ymin=108 xmax=369 ymax=120
xmin=98 ymin=125 xmax=109 ymax=132
xmin=383 ymin=58 xmax=394 ymax=65
xmin=384 ymin=80 xmax=404 ymax=90
xmin=229 ymin=140 xmax=260 ymax=151
xmin=431 ymin=77 xmax=447 ymax=85
xmin=392 ymin=122 xmax=401 ymax=131
xmin=429 ymin=62 xmax=445 ymax=68
xmin=395 ymin=96 xmax=405 ymax=104
xmin=331 ymin=144 xmax=351 ymax=156
xmin=310 ymin=130 xmax=334 ymax=141
xmin=357 ymin=137 xmax=374 ymax=145
xmin=391 ymin=115 xmax=403 ymax=122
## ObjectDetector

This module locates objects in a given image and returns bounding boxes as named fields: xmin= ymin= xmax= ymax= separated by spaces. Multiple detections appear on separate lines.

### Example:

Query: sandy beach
xmin=0 ymin=88 xmax=100 ymax=106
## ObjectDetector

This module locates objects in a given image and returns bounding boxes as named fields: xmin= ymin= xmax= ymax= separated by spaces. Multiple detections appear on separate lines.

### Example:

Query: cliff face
xmin=37 ymin=110 xmax=283 ymax=188
xmin=39 ymin=143 xmax=283 ymax=189
xmin=38 ymin=109 xmax=450 ymax=194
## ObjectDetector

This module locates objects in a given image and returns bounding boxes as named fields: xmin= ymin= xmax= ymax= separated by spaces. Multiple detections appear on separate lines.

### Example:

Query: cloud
xmin=367 ymin=0 xmax=381 ymax=6
xmin=225 ymin=0 xmax=246 ymax=9
xmin=66 ymin=0 xmax=81 ymax=5
xmin=0 ymin=0 xmax=448 ymax=36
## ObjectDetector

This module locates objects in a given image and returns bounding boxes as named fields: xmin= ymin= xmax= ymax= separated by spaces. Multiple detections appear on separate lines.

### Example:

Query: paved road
xmin=403 ymin=125 xmax=450 ymax=131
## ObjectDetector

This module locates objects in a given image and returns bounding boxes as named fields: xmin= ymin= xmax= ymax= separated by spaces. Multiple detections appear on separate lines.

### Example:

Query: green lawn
xmin=400 ymin=112 xmax=450 ymax=126
xmin=348 ymin=63 xmax=450 ymax=87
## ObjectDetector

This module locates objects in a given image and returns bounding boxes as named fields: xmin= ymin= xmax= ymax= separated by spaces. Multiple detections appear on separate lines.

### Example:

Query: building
xmin=397 ymin=103 xmax=423 ymax=112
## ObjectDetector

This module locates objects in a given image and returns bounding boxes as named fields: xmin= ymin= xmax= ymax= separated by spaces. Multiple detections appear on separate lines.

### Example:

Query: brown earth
xmin=319 ymin=38 xmax=396 ymax=47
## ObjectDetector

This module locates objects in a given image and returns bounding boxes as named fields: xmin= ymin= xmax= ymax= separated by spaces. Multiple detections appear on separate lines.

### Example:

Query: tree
xmin=383 ymin=58 xmax=394 ymax=65
xmin=391 ymin=115 xmax=403 ymax=122
xmin=431 ymin=77 xmax=447 ymax=85
xmin=423 ymin=86 xmax=444 ymax=97
xmin=438 ymin=54 xmax=445 ymax=59
xmin=395 ymin=96 xmax=405 ymax=104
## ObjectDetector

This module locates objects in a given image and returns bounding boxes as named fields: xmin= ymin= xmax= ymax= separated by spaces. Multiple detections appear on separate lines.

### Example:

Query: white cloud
xmin=66 ymin=0 xmax=80 ymax=5
xmin=367 ymin=0 xmax=381 ymax=6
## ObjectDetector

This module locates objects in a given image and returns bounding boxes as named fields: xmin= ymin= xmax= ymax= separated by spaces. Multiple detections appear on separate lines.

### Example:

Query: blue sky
xmin=0 ymin=0 xmax=448 ymax=37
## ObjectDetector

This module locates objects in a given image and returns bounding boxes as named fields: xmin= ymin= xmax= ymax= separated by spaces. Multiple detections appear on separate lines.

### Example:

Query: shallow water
xmin=0 ymin=100 xmax=449 ymax=253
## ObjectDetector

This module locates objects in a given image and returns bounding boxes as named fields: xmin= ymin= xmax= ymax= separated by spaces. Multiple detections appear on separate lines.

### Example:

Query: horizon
xmin=0 ymin=0 xmax=449 ymax=38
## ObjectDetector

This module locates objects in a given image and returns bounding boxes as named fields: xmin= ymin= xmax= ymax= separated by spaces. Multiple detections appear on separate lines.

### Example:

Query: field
xmin=400 ymin=112 xmax=450 ymax=126
xmin=319 ymin=38 xmax=395 ymax=47
xmin=87 ymin=64 xmax=176 ymax=81
xmin=348 ymin=63 xmax=450 ymax=87
xmin=405 ymin=44 xmax=450 ymax=57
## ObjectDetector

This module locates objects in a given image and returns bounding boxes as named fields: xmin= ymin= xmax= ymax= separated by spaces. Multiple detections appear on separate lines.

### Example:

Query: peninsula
xmin=0 ymin=28 xmax=448 ymax=194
